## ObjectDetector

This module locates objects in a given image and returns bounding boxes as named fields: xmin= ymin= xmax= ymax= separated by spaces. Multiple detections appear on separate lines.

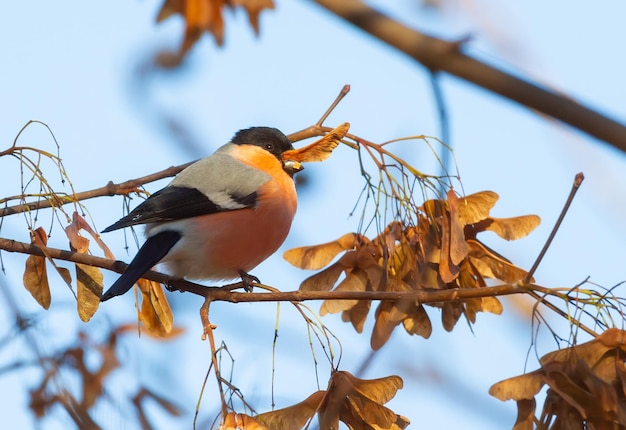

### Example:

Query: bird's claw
xmin=238 ymin=270 xmax=260 ymax=292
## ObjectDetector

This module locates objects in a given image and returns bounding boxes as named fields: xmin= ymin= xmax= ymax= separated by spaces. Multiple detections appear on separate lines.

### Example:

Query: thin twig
xmin=429 ymin=72 xmax=452 ymax=193
xmin=526 ymin=289 xmax=597 ymax=338
xmin=0 ymin=162 xmax=193 ymax=218
xmin=316 ymin=84 xmax=351 ymax=126
xmin=525 ymin=172 xmax=584 ymax=282
xmin=199 ymin=298 xmax=229 ymax=421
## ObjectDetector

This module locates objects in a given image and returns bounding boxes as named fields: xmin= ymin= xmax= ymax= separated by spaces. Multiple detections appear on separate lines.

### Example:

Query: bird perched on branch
xmin=100 ymin=127 xmax=303 ymax=301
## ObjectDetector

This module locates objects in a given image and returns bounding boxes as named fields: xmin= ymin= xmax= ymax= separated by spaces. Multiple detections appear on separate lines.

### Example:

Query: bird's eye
xmin=265 ymin=143 xmax=275 ymax=151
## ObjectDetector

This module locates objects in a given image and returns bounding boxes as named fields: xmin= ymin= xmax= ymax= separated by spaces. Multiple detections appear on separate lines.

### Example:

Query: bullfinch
xmin=100 ymin=127 xmax=302 ymax=302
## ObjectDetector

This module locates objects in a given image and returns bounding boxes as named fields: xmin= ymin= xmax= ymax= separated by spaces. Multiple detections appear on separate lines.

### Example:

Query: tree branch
xmin=312 ymin=0 xmax=626 ymax=150
xmin=525 ymin=172 xmax=584 ymax=282
xmin=0 ymin=236 xmax=528 ymax=304
xmin=0 ymin=162 xmax=193 ymax=218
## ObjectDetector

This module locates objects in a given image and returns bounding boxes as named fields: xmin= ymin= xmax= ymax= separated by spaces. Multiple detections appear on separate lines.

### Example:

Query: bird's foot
xmin=164 ymin=277 xmax=177 ymax=292
xmin=238 ymin=270 xmax=260 ymax=292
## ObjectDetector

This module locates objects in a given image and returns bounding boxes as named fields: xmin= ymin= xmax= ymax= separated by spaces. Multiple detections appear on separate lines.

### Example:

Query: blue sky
xmin=2 ymin=1 xmax=626 ymax=429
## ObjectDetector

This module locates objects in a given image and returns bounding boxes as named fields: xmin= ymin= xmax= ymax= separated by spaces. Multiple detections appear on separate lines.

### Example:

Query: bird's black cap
xmin=231 ymin=127 xmax=294 ymax=159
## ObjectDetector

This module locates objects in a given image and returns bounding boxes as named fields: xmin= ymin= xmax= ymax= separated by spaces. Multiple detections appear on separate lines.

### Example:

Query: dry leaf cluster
xmin=23 ymin=213 xmax=111 ymax=322
xmin=26 ymin=327 xmax=182 ymax=428
xmin=22 ymin=212 xmax=177 ymax=337
xmin=285 ymin=189 xmax=540 ymax=349
xmin=219 ymin=371 xmax=408 ymax=429
xmin=283 ymin=122 xmax=349 ymax=163
xmin=28 ymin=330 xmax=120 ymax=425
xmin=157 ymin=0 xmax=275 ymax=52
xmin=490 ymin=328 xmax=626 ymax=429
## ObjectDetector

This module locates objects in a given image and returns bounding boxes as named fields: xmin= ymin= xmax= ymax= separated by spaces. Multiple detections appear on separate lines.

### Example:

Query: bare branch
xmin=0 ymin=162 xmax=193 ymax=218
xmin=316 ymin=84 xmax=351 ymax=126
xmin=525 ymin=172 xmax=585 ymax=282
xmin=0 ymin=236 xmax=528 ymax=304
xmin=313 ymin=0 xmax=626 ymax=150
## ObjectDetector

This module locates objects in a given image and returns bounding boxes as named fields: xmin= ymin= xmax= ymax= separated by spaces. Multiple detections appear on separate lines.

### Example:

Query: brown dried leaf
xmin=157 ymin=0 xmax=275 ymax=51
xmin=221 ymin=412 xmax=270 ymax=430
xmin=344 ymin=373 xmax=407 ymax=426
xmin=513 ymin=398 xmax=536 ymax=430
xmin=137 ymin=279 xmax=174 ymax=337
xmin=491 ymin=329 xmax=626 ymax=429
xmin=371 ymin=302 xmax=404 ymax=351
xmin=361 ymin=262 xmax=385 ymax=292
xmin=299 ymin=261 xmax=345 ymax=292
xmin=402 ymin=304 xmax=432 ymax=339
xmin=483 ymin=215 xmax=541 ymax=241
xmin=333 ymin=371 xmax=404 ymax=404
xmin=198 ymin=4 xmax=222 ymax=47
xmin=489 ymin=370 xmax=546 ymax=401
xmin=341 ymin=299 xmax=371 ymax=333
xmin=447 ymin=190 xmax=469 ymax=264
xmin=237 ymin=0 xmax=275 ymax=35
xmin=463 ymin=298 xmax=481 ymax=324
xmin=416 ymin=261 xmax=444 ymax=290
xmin=420 ymin=198 xmax=446 ymax=219
xmin=156 ymin=0 xmax=182 ymax=22
xmin=468 ymin=239 xmax=528 ymax=282
xmin=66 ymin=213 xmax=103 ymax=321
xmin=283 ymin=123 xmax=349 ymax=163
xmin=539 ymin=328 xmax=626 ymax=374
xmin=457 ymin=190 xmax=499 ymax=225
xmin=547 ymin=360 xmax=618 ymax=421
xmin=320 ymin=269 xmax=367 ymax=316
xmin=441 ymin=302 xmax=463 ymax=332
xmin=385 ymin=228 xmax=417 ymax=281
xmin=320 ymin=371 xmax=408 ymax=430
xmin=458 ymin=261 xmax=503 ymax=322
xmin=66 ymin=222 xmax=89 ymax=254
xmin=27 ymin=226 xmax=73 ymax=302
xmin=371 ymin=279 xmax=413 ymax=350
xmin=188 ymin=0 xmax=223 ymax=48
xmin=76 ymin=264 xmax=103 ymax=322
xmin=56 ymin=267 xmax=72 ymax=284
xmin=23 ymin=227 xmax=51 ymax=309
xmin=70 ymin=212 xmax=115 ymax=259
xmin=413 ymin=216 xmax=441 ymax=265
xmin=439 ymin=210 xmax=459 ymax=283
xmin=344 ymin=391 xmax=405 ymax=429
xmin=457 ymin=259 xmax=480 ymax=289
xmin=379 ymin=221 xmax=403 ymax=250
xmin=480 ymin=296 xmax=503 ymax=315
xmin=284 ymin=233 xmax=362 ymax=270
xmin=255 ymin=391 xmax=324 ymax=429
xmin=354 ymin=240 xmax=383 ymax=269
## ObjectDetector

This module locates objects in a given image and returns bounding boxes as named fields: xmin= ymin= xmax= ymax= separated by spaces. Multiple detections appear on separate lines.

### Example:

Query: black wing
xmin=100 ymin=230 xmax=182 ymax=301
xmin=102 ymin=186 xmax=257 ymax=233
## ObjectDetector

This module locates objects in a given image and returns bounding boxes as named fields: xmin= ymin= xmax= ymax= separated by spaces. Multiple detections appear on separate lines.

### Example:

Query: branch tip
xmin=317 ymin=84 xmax=352 ymax=126
xmin=574 ymin=172 xmax=584 ymax=187
xmin=525 ymin=173 xmax=585 ymax=282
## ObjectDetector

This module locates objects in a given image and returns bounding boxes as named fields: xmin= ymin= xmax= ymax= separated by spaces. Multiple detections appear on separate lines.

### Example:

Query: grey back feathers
xmin=102 ymin=144 xmax=270 ymax=232
xmin=172 ymin=144 xmax=270 ymax=202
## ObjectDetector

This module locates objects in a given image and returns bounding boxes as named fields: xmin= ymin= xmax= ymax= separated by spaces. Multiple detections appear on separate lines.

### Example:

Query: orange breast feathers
xmin=156 ymin=144 xmax=298 ymax=281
